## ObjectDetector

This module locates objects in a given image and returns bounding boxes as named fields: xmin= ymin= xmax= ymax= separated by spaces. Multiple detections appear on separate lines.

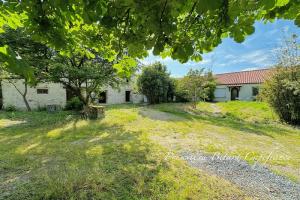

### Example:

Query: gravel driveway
xmin=181 ymin=152 xmax=300 ymax=200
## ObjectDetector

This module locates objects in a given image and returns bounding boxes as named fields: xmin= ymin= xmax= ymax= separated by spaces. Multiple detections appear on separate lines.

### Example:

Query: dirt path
xmin=210 ymin=103 xmax=221 ymax=114
xmin=139 ymin=108 xmax=183 ymax=121
xmin=181 ymin=152 xmax=300 ymax=200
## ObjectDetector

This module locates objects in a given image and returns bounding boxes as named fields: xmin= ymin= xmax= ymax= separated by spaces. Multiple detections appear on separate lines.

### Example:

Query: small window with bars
xmin=37 ymin=89 xmax=48 ymax=94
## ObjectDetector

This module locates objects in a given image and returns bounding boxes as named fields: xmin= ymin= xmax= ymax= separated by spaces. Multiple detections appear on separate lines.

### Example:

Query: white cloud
xmin=220 ymin=49 xmax=274 ymax=67
xmin=241 ymin=67 xmax=259 ymax=71
xmin=224 ymin=54 xmax=235 ymax=59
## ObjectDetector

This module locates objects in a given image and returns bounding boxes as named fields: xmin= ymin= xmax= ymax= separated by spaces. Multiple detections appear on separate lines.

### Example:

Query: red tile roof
xmin=215 ymin=68 xmax=273 ymax=85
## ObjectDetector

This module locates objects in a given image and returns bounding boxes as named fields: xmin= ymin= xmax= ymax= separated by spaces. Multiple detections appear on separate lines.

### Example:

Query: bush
xmin=173 ymin=79 xmax=189 ymax=102
xmin=137 ymin=62 xmax=175 ymax=104
xmin=4 ymin=105 xmax=17 ymax=112
xmin=175 ymin=69 xmax=216 ymax=106
xmin=261 ymin=66 xmax=300 ymax=125
xmin=65 ymin=97 xmax=84 ymax=111
xmin=37 ymin=106 xmax=47 ymax=112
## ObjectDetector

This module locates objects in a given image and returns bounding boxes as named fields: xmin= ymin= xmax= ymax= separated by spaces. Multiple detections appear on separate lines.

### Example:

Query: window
xmin=252 ymin=87 xmax=259 ymax=96
xmin=215 ymin=88 xmax=226 ymax=98
xmin=37 ymin=89 xmax=48 ymax=94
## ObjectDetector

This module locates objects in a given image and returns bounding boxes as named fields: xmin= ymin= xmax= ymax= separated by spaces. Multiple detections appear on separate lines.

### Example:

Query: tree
xmin=275 ymin=34 xmax=300 ymax=67
xmin=1 ymin=1 xmax=300 ymax=78
xmin=261 ymin=34 xmax=300 ymax=125
xmin=177 ymin=69 xmax=216 ymax=108
xmin=0 ymin=28 xmax=137 ymax=107
xmin=45 ymin=53 xmax=130 ymax=106
xmin=173 ymin=78 xmax=189 ymax=103
xmin=203 ymin=71 xmax=216 ymax=101
xmin=0 ymin=28 xmax=51 ymax=111
xmin=137 ymin=62 xmax=174 ymax=104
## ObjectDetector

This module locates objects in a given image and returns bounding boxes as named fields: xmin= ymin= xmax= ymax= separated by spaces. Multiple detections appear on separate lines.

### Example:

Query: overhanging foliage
xmin=0 ymin=0 xmax=300 ymax=77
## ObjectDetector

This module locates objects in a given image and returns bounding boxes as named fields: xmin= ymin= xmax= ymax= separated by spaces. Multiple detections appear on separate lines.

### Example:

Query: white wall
xmin=214 ymin=84 xmax=261 ymax=102
xmin=1 ymin=79 xmax=145 ymax=110
xmin=238 ymin=84 xmax=260 ymax=101
xmin=214 ymin=85 xmax=230 ymax=102
xmin=100 ymin=83 xmax=144 ymax=105
xmin=1 ymin=79 xmax=66 ymax=110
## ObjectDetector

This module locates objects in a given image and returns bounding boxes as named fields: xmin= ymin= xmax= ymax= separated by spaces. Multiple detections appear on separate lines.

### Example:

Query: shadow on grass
xmin=150 ymin=104 xmax=294 ymax=138
xmin=0 ymin=112 xmax=175 ymax=200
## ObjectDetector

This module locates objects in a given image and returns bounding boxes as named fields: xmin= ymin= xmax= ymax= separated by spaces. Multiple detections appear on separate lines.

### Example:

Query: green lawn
xmin=152 ymin=102 xmax=300 ymax=182
xmin=0 ymin=108 xmax=247 ymax=200
xmin=0 ymin=101 xmax=299 ymax=199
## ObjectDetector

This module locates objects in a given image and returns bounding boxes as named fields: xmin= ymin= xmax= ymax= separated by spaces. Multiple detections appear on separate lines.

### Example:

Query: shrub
xmin=175 ymin=69 xmax=216 ymax=107
xmin=137 ymin=62 xmax=175 ymax=104
xmin=173 ymin=79 xmax=189 ymax=102
xmin=37 ymin=106 xmax=47 ymax=112
xmin=65 ymin=97 xmax=84 ymax=111
xmin=4 ymin=105 xmax=17 ymax=112
xmin=261 ymin=66 xmax=300 ymax=125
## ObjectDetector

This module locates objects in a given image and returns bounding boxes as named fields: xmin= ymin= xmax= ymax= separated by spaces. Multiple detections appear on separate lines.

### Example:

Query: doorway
xmin=231 ymin=87 xmax=239 ymax=100
xmin=99 ymin=91 xmax=107 ymax=103
xmin=125 ymin=91 xmax=131 ymax=102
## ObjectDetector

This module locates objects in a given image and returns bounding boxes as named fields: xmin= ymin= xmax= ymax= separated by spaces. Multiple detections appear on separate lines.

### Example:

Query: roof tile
xmin=215 ymin=69 xmax=273 ymax=85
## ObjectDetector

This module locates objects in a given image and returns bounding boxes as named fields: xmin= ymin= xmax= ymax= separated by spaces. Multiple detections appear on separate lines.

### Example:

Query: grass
xmin=0 ymin=101 xmax=299 ymax=199
xmin=151 ymin=102 xmax=300 ymax=182
xmin=211 ymin=101 xmax=278 ymax=123
xmin=0 ymin=109 xmax=248 ymax=200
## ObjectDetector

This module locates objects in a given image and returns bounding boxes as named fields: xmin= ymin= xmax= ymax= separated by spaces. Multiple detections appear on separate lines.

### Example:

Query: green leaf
xmin=233 ymin=34 xmax=245 ymax=43
xmin=191 ymin=54 xmax=203 ymax=62
xmin=160 ymin=48 xmax=172 ymax=58
xmin=153 ymin=40 xmax=165 ymax=56
xmin=0 ymin=45 xmax=34 ymax=81
xmin=0 ymin=45 xmax=8 ymax=55
xmin=276 ymin=0 xmax=290 ymax=7
xmin=113 ymin=56 xmax=137 ymax=78
xmin=197 ymin=0 xmax=223 ymax=13
xmin=244 ymin=25 xmax=255 ymax=35
xmin=259 ymin=0 xmax=276 ymax=10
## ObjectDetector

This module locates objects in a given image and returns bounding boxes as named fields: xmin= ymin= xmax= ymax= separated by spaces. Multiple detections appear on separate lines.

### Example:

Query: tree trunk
xmin=23 ymin=82 xmax=31 ymax=111
xmin=22 ymin=95 xmax=31 ymax=111
xmin=9 ymin=79 xmax=31 ymax=111
xmin=77 ymin=90 xmax=89 ymax=106
xmin=73 ymin=87 xmax=89 ymax=106
xmin=192 ymin=89 xmax=197 ymax=109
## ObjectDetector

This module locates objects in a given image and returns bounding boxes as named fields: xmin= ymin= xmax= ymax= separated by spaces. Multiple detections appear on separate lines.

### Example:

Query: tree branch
xmin=160 ymin=0 xmax=168 ymax=30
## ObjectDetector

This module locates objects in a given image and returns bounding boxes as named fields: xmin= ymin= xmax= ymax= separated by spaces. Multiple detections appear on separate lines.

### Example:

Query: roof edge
xmin=214 ymin=67 xmax=273 ymax=76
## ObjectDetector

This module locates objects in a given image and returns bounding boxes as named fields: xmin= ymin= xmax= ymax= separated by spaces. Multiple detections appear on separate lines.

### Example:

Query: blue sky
xmin=141 ymin=20 xmax=300 ymax=77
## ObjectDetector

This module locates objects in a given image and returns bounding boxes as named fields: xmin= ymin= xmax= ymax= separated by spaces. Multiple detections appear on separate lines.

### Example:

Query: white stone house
xmin=213 ymin=69 xmax=272 ymax=102
xmin=0 ymin=78 xmax=144 ymax=110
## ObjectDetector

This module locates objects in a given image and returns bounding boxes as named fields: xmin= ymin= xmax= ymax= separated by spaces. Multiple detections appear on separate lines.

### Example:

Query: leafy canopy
xmin=0 ymin=28 xmax=125 ymax=106
xmin=0 ymin=0 xmax=300 ymax=75
xmin=137 ymin=62 xmax=174 ymax=104
xmin=177 ymin=69 xmax=216 ymax=108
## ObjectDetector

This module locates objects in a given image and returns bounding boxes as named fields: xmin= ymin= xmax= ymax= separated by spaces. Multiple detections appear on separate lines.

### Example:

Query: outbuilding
xmin=214 ymin=69 xmax=273 ymax=102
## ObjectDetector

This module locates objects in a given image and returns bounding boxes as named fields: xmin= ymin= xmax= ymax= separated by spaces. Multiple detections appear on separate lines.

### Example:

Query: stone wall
xmin=1 ymin=79 xmax=145 ymax=110
xmin=1 ymin=79 xmax=66 ymax=110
